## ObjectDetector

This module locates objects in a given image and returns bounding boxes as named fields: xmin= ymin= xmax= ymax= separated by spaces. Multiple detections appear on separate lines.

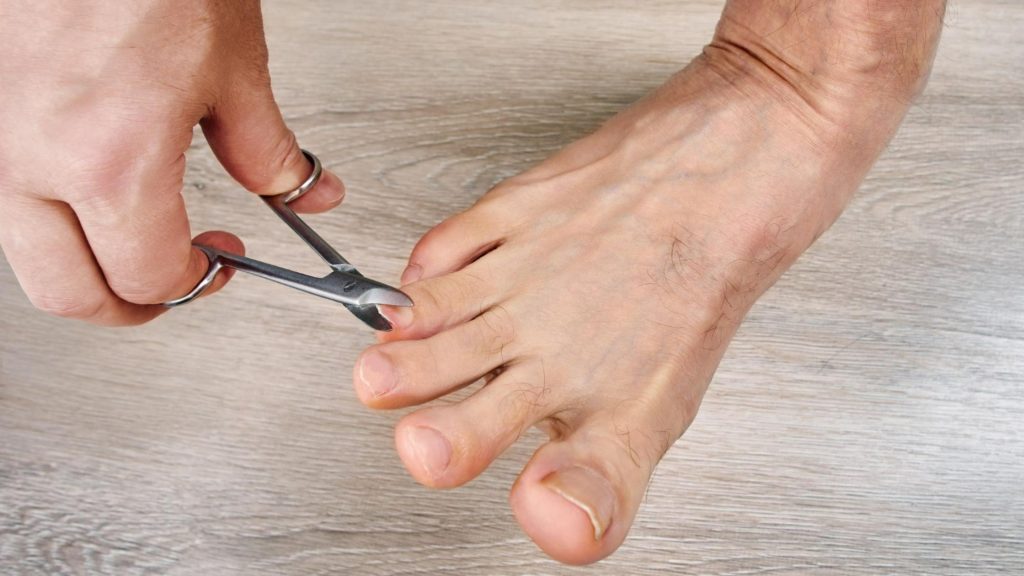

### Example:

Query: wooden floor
xmin=2 ymin=2 xmax=1022 ymax=574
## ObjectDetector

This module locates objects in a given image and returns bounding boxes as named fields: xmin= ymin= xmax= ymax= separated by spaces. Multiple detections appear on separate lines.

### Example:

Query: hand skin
xmin=0 ymin=0 xmax=345 ymax=326
xmin=357 ymin=0 xmax=947 ymax=565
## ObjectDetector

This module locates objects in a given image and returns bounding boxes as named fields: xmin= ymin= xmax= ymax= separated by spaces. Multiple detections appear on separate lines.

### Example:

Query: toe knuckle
xmin=496 ymin=382 xmax=549 ymax=432
xmin=412 ymin=282 xmax=445 ymax=316
xmin=471 ymin=193 xmax=515 ymax=227
xmin=603 ymin=413 xmax=677 ymax=473
xmin=482 ymin=179 xmax=524 ymax=200
xmin=416 ymin=217 xmax=457 ymax=250
xmin=416 ymin=272 xmax=489 ymax=318
xmin=412 ymin=215 xmax=473 ymax=262
xmin=474 ymin=305 xmax=517 ymax=355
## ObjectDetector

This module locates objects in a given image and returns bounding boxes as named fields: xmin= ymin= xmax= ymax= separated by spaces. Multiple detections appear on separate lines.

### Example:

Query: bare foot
xmin=353 ymin=46 xmax=918 ymax=564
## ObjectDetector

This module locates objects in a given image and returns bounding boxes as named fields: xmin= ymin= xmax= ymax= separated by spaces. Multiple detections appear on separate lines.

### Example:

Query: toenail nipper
xmin=164 ymin=150 xmax=412 ymax=331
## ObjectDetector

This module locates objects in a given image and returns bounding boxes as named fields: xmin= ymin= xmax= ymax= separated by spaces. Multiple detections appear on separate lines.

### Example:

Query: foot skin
xmin=354 ymin=58 xmax=901 ymax=564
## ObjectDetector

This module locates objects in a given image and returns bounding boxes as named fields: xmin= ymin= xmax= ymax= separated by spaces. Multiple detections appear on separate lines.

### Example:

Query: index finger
xmin=69 ymin=150 xmax=220 ymax=306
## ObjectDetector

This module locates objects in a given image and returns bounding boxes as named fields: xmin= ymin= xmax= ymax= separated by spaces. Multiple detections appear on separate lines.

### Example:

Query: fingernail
xmin=357 ymin=351 xmax=396 ymax=398
xmin=541 ymin=466 xmax=616 ymax=541
xmin=401 ymin=264 xmax=423 ymax=285
xmin=380 ymin=305 xmax=414 ymax=330
xmin=409 ymin=426 xmax=451 ymax=480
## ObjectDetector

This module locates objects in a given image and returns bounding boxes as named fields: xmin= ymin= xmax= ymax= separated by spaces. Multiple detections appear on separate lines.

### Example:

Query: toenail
xmin=408 ymin=426 xmax=452 ymax=480
xmin=401 ymin=264 xmax=423 ymax=285
xmin=541 ymin=466 xmax=617 ymax=541
xmin=357 ymin=351 xmax=396 ymax=398
xmin=380 ymin=305 xmax=414 ymax=330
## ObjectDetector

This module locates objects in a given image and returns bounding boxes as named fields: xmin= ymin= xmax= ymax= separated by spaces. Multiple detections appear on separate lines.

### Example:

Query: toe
xmin=401 ymin=200 xmax=511 ymax=285
xmin=355 ymin=305 xmax=518 ymax=408
xmin=377 ymin=261 xmax=500 ymax=342
xmin=393 ymin=363 xmax=553 ymax=488
xmin=509 ymin=415 xmax=679 ymax=565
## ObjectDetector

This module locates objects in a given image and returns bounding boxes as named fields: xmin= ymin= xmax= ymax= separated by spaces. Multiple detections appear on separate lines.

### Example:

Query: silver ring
xmin=280 ymin=149 xmax=323 ymax=204
xmin=164 ymin=245 xmax=222 ymax=308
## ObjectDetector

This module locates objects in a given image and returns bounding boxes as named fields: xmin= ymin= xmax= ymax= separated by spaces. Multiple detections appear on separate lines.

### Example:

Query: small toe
xmin=401 ymin=202 xmax=510 ymax=285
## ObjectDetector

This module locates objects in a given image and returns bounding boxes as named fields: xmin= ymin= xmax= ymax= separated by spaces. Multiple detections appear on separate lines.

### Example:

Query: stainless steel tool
xmin=164 ymin=150 xmax=412 ymax=331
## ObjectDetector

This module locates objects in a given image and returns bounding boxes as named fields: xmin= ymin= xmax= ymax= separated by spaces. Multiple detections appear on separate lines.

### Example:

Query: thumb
xmin=201 ymin=78 xmax=345 ymax=214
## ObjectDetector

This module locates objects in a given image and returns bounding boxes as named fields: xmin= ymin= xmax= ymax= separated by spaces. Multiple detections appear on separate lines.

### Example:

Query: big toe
xmin=510 ymin=420 xmax=672 ymax=565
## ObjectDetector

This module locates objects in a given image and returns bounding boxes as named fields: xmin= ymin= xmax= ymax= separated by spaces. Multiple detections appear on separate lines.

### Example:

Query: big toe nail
xmin=408 ymin=426 xmax=452 ymax=480
xmin=541 ymin=466 xmax=617 ymax=541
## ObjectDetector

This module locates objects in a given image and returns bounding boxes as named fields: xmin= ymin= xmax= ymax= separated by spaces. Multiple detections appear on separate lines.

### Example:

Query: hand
xmin=0 ymin=0 xmax=345 ymax=325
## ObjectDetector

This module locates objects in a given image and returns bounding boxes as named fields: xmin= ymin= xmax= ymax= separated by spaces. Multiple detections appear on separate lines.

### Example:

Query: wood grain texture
xmin=1 ymin=1 xmax=1022 ymax=574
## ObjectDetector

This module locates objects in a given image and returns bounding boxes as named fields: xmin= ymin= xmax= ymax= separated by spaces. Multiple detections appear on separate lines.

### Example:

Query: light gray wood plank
xmin=1 ymin=1 xmax=1022 ymax=574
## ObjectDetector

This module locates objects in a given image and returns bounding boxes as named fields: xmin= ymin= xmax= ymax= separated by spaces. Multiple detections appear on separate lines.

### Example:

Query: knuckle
xmin=444 ymin=273 xmax=490 ymax=314
xmin=472 ymin=305 xmax=517 ymax=357
xmin=217 ymin=123 xmax=302 ymax=195
xmin=64 ymin=132 xmax=186 ymax=207
xmin=411 ymin=281 xmax=445 ymax=317
xmin=468 ymin=192 xmax=511 ymax=226
xmin=495 ymin=380 xmax=549 ymax=436
xmin=413 ymin=219 xmax=454 ymax=253
xmin=411 ymin=214 xmax=469 ymax=260
xmin=602 ymin=407 xmax=679 ymax=473
xmin=482 ymin=179 xmax=523 ymax=200
xmin=417 ymin=272 xmax=478 ymax=310
xmin=256 ymin=131 xmax=303 ymax=191
xmin=267 ymin=130 xmax=303 ymax=172
xmin=29 ymin=292 xmax=106 ymax=320
xmin=108 ymin=250 xmax=202 ymax=305
xmin=107 ymin=276 xmax=173 ymax=305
